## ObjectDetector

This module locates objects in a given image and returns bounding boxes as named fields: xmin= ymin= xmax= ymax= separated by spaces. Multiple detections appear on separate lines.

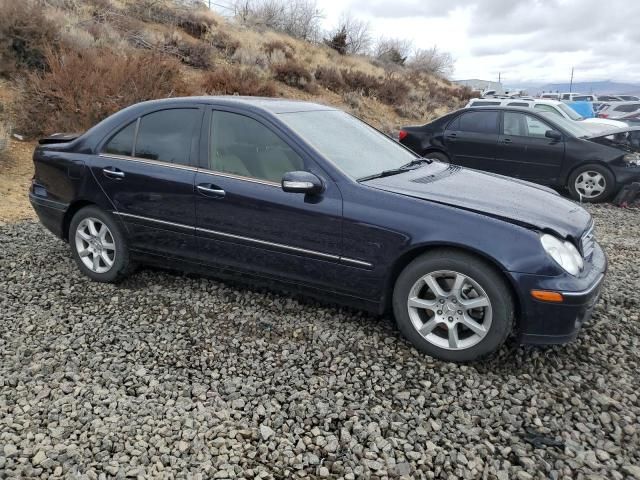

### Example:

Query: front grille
xmin=581 ymin=222 xmax=595 ymax=260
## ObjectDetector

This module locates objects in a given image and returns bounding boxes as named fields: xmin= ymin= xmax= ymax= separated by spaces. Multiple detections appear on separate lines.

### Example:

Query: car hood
xmin=363 ymin=162 xmax=591 ymax=239
xmin=585 ymin=125 xmax=640 ymax=139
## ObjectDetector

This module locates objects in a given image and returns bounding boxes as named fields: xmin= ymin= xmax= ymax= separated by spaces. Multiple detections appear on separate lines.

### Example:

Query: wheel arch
xmin=62 ymin=200 xmax=96 ymax=241
xmin=421 ymin=147 xmax=450 ymax=160
xmin=383 ymin=243 xmax=522 ymax=328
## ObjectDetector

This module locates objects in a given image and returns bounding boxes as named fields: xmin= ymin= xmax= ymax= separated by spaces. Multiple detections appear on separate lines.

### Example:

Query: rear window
xmin=449 ymin=111 xmax=499 ymax=134
xmin=614 ymin=104 xmax=640 ymax=113
xmin=470 ymin=101 xmax=501 ymax=106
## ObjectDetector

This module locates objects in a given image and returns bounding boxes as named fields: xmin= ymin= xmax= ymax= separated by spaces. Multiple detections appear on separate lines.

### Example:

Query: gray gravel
xmin=1 ymin=204 xmax=639 ymax=479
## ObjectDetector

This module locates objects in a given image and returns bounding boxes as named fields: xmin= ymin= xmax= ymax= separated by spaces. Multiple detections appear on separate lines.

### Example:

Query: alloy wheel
xmin=75 ymin=217 xmax=116 ymax=274
xmin=407 ymin=270 xmax=492 ymax=350
xmin=574 ymin=171 xmax=606 ymax=199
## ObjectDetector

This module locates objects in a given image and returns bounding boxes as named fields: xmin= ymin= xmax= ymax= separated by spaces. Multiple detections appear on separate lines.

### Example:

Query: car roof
xmin=128 ymin=96 xmax=337 ymax=114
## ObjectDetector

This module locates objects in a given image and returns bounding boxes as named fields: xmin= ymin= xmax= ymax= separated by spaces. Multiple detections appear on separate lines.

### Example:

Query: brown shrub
xmin=376 ymin=77 xmax=410 ymax=105
xmin=314 ymin=66 xmax=345 ymax=93
xmin=340 ymin=69 xmax=380 ymax=96
xmin=272 ymin=60 xmax=313 ymax=90
xmin=262 ymin=40 xmax=294 ymax=59
xmin=16 ymin=48 xmax=190 ymax=137
xmin=0 ymin=0 xmax=60 ymax=75
xmin=162 ymin=33 xmax=213 ymax=69
xmin=200 ymin=67 xmax=277 ymax=97
xmin=205 ymin=29 xmax=240 ymax=57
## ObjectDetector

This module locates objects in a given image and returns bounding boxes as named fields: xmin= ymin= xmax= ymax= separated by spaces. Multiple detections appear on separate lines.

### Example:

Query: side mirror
xmin=281 ymin=171 xmax=324 ymax=195
xmin=545 ymin=130 xmax=563 ymax=141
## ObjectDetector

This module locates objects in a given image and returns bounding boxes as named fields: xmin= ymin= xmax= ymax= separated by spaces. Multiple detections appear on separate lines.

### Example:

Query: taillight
xmin=399 ymin=130 xmax=408 ymax=141
xmin=599 ymin=113 xmax=609 ymax=118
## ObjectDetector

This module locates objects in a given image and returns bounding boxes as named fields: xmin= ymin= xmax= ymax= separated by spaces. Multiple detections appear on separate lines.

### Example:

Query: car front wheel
xmin=567 ymin=164 xmax=615 ymax=203
xmin=392 ymin=250 xmax=514 ymax=362
xmin=69 ymin=206 xmax=133 ymax=282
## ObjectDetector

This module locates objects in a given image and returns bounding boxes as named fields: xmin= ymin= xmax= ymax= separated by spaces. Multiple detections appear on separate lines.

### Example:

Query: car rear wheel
xmin=69 ymin=206 xmax=133 ymax=282
xmin=567 ymin=164 xmax=615 ymax=203
xmin=392 ymin=250 xmax=514 ymax=362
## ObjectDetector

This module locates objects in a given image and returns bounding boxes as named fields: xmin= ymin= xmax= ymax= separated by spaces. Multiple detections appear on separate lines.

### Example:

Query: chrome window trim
xmin=98 ymin=153 xmax=198 ymax=172
xmin=197 ymin=168 xmax=281 ymax=187
xmin=112 ymin=211 xmax=373 ymax=268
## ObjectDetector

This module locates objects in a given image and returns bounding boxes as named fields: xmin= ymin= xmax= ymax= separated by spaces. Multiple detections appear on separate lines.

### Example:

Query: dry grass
xmin=16 ymin=48 xmax=190 ymax=137
xmin=200 ymin=67 xmax=277 ymax=97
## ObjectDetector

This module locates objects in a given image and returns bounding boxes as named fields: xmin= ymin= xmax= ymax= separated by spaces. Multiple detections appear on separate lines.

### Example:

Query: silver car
xmin=598 ymin=101 xmax=640 ymax=120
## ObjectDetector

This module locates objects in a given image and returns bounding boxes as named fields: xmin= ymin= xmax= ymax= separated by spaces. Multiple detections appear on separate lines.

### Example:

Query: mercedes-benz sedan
xmin=30 ymin=97 xmax=607 ymax=362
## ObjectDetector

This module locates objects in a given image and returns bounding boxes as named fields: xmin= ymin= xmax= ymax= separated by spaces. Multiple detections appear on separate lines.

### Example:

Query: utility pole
xmin=569 ymin=67 xmax=574 ymax=93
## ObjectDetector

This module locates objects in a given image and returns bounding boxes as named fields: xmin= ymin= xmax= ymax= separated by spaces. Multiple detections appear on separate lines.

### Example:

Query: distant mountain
xmin=537 ymin=81 xmax=640 ymax=95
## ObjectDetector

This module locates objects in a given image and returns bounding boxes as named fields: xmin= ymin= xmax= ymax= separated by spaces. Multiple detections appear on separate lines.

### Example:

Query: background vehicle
xmin=540 ymin=93 xmax=560 ymax=100
xmin=399 ymin=106 xmax=640 ymax=202
xmin=561 ymin=93 xmax=596 ymax=102
xmin=466 ymin=98 xmax=627 ymax=131
xmin=617 ymin=95 xmax=640 ymax=102
xmin=598 ymin=101 xmax=640 ymax=119
xmin=30 ymin=97 xmax=606 ymax=362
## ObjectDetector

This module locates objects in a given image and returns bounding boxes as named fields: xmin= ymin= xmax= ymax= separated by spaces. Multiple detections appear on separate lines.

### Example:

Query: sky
xmin=315 ymin=0 xmax=640 ymax=86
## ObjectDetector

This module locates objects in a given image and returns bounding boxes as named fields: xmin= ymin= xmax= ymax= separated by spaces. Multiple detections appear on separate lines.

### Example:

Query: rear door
xmin=92 ymin=107 xmax=202 ymax=259
xmin=444 ymin=110 xmax=500 ymax=170
xmin=194 ymin=107 xmax=345 ymax=291
xmin=495 ymin=111 xmax=565 ymax=183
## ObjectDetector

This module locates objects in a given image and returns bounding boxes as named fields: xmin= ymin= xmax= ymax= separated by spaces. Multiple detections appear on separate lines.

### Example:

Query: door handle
xmin=446 ymin=133 xmax=457 ymax=140
xmin=197 ymin=184 xmax=226 ymax=198
xmin=501 ymin=138 xmax=512 ymax=144
xmin=103 ymin=167 xmax=125 ymax=179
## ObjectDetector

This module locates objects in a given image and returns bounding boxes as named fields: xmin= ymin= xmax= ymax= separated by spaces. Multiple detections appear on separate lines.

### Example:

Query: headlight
xmin=623 ymin=153 xmax=640 ymax=166
xmin=540 ymin=234 xmax=584 ymax=276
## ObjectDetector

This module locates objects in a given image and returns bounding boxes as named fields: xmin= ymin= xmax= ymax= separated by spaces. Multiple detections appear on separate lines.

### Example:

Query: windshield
xmin=278 ymin=110 xmax=417 ymax=180
xmin=538 ymin=112 xmax=593 ymax=137
xmin=557 ymin=103 xmax=584 ymax=120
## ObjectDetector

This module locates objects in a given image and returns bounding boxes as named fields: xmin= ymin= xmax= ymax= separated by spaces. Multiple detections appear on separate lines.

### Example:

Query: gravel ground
xmin=1 ymin=204 xmax=639 ymax=480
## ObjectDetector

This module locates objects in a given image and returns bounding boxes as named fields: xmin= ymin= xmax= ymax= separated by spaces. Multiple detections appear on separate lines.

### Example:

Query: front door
xmin=444 ymin=110 xmax=500 ymax=170
xmin=194 ymin=108 xmax=344 ymax=291
xmin=496 ymin=111 xmax=565 ymax=183
xmin=91 ymin=107 xmax=202 ymax=259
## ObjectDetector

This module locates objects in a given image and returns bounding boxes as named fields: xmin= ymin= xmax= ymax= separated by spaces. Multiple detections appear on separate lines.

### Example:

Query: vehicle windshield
xmin=538 ymin=112 xmax=594 ymax=138
xmin=557 ymin=102 xmax=584 ymax=121
xmin=278 ymin=110 xmax=418 ymax=180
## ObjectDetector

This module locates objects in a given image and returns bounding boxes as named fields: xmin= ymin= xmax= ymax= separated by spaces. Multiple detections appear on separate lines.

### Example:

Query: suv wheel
xmin=392 ymin=250 xmax=514 ymax=362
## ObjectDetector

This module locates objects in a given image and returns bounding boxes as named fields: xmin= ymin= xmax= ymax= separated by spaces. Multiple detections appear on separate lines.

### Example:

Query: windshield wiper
xmin=357 ymin=157 xmax=431 ymax=182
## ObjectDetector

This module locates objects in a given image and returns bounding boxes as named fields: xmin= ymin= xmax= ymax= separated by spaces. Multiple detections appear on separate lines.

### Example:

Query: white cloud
xmin=316 ymin=0 xmax=640 ymax=85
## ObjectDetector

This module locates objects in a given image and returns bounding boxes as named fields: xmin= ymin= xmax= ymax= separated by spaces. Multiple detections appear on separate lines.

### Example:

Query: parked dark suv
xmin=400 ymin=107 xmax=640 ymax=202
xmin=30 ymin=97 xmax=607 ymax=362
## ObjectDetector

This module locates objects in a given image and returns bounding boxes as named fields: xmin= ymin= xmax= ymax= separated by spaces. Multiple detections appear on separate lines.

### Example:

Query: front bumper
xmin=513 ymin=241 xmax=607 ymax=345
xmin=611 ymin=164 xmax=640 ymax=187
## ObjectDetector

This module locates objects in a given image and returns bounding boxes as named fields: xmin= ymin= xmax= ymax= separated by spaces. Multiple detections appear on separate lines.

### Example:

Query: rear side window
xmin=134 ymin=109 xmax=199 ymax=165
xmin=104 ymin=121 xmax=136 ymax=156
xmin=507 ymin=102 xmax=530 ymax=107
xmin=614 ymin=103 xmax=640 ymax=113
xmin=450 ymin=111 xmax=499 ymax=134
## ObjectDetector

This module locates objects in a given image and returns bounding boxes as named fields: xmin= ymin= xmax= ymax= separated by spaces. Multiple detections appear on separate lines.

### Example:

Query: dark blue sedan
xmin=29 ymin=97 xmax=607 ymax=362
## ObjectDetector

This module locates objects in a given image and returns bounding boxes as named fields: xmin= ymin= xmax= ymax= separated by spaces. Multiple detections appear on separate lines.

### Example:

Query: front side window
xmin=453 ymin=111 xmax=500 ymax=134
xmin=135 ymin=109 xmax=199 ymax=165
xmin=210 ymin=111 xmax=304 ymax=183
xmin=104 ymin=121 xmax=136 ymax=156
xmin=503 ymin=112 xmax=552 ymax=138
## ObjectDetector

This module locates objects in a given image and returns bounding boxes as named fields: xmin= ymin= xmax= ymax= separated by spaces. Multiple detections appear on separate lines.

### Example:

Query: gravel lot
xmin=1 ymin=204 xmax=639 ymax=479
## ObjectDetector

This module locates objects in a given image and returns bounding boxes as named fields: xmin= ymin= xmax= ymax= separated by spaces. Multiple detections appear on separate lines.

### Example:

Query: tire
xmin=423 ymin=151 xmax=449 ymax=163
xmin=392 ymin=249 xmax=514 ymax=362
xmin=567 ymin=163 xmax=616 ymax=203
xmin=69 ymin=205 xmax=133 ymax=283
